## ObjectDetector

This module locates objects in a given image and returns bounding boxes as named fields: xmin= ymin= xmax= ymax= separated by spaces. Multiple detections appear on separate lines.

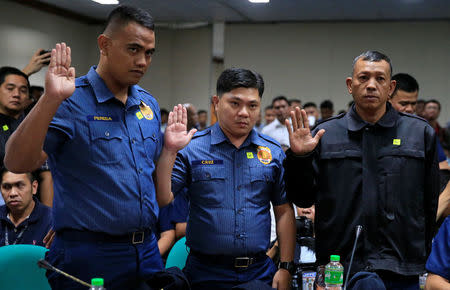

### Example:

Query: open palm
xmin=45 ymin=43 xmax=75 ymax=102
xmin=164 ymin=104 xmax=196 ymax=152
xmin=286 ymin=108 xmax=325 ymax=155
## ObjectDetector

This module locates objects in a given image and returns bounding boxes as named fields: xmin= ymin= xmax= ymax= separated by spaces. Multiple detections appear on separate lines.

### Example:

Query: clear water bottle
xmin=324 ymin=255 xmax=343 ymax=290
xmin=90 ymin=278 xmax=106 ymax=290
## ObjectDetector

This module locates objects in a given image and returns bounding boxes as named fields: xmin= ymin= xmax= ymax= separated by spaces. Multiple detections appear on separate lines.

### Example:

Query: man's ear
xmin=98 ymin=34 xmax=110 ymax=56
xmin=389 ymin=80 xmax=397 ymax=98
xmin=212 ymin=95 xmax=220 ymax=112
xmin=31 ymin=180 xmax=38 ymax=195
xmin=345 ymin=77 xmax=353 ymax=95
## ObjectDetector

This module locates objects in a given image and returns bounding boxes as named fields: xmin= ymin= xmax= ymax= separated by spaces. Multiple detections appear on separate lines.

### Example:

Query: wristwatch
xmin=279 ymin=261 xmax=295 ymax=275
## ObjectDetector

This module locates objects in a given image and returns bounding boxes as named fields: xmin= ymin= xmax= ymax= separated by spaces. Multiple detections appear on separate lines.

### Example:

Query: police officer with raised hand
xmin=157 ymin=68 xmax=296 ymax=289
xmin=4 ymin=5 xmax=172 ymax=290
xmin=284 ymin=51 xmax=439 ymax=289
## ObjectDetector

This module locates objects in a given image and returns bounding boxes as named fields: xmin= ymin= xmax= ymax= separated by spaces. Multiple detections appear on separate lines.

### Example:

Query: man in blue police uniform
xmin=425 ymin=216 xmax=450 ymax=289
xmin=156 ymin=68 xmax=296 ymax=289
xmin=5 ymin=6 xmax=165 ymax=290
xmin=0 ymin=169 xmax=52 ymax=247
xmin=284 ymin=51 xmax=439 ymax=289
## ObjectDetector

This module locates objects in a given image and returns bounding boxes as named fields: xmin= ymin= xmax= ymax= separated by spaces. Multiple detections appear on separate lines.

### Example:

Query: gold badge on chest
xmin=257 ymin=146 xmax=272 ymax=165
xmin=139 ymin=101 xmax=154 ymax=120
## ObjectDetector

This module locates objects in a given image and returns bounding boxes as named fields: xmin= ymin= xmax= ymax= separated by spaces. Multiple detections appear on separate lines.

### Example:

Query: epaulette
xmin=75 ymin=76 xmax=89 ymax=87
xmin=191 ymin=127 xmax=211 ymax=139
xmin=257 ymin=132 xmax=283 ymax=149
xmin=397 ymin=111 xmax=429 ymax=124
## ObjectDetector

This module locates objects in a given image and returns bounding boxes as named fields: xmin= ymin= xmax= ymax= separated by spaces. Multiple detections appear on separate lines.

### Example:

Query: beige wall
xmin=0 ymin=1 xmax=100 ymax=88
xmin=225 ymin=22 xmax=450 ymax=122
xmin=1 ymin=1 xmax=449 ymax=124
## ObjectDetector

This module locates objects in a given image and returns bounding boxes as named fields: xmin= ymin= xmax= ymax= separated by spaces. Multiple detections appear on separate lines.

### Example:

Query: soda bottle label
xmin=324 ymin=269 xmax=343 ymax=284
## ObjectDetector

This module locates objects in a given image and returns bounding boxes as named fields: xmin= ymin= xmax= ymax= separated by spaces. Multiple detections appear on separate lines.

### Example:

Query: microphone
xmin=37 ymin=259 xmax=92 ymax=288
xmin=343 ymin=225 xmax=362 ymax=290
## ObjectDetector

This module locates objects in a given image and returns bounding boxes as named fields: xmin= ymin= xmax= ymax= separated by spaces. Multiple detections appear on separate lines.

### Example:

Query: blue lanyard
xmin=3 ymin=223 xmax=28 ymax=246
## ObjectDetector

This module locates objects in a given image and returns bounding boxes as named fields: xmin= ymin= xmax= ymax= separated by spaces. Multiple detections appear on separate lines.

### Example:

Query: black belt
xmin=190 ymin=250 xmax=267 ymax=268
xmin=57 ymin=229 xmax=151 ymax=244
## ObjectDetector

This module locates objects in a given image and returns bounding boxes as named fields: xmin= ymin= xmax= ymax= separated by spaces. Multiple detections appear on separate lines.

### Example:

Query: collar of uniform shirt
xmin=86 ymin=66 xmax=140 ymax=107
xmin=210 ymin=122 xmax=265 ymax=147
xmin=346 ymin=102 xmax=398 ymax=132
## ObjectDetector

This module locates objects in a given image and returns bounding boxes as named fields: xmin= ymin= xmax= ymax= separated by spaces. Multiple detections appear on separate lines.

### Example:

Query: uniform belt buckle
xmin=132 ymin=231 xmax=144 ymax=244
xmin=234 ymin=257 xmax=252 ymax=268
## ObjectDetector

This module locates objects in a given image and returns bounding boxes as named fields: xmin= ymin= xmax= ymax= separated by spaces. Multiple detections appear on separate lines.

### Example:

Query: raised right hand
xmin=286 ymin=107 xmax=325 ymax=155
xmin=163 ymin=104 xmax=197 ymax=153
xmin=45 ymin=43 xmax=75 ymax=102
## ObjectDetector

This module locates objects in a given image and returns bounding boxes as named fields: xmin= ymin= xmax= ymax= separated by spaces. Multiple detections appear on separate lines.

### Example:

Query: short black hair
xmin=271 ymin=96 xmax=289 ymax=106
xmin=303 ymin=102 xmax=317 ymax=109
xmin=216 ymin=68 xmax=264 ymax=98
xmin=289 ymin=99 xmax=301 ymax=105
xmin=0 ymin=66 xmax=30 ymax=89
xmin=264 ymin=105 xmax=273 ymax=111
xmin=160 ymin=108 xmax=169 ymax=116
xmin=320 ymin=100 xmax=334 ymax=110
xmin=353 ymin=50 xmax=393 ymax=78
xmin=392 ymin=73 xmax=419 ymax=97
xmin=104 ymin=5 xmax=154 ymax=35
xmin=30 ymin=86 xmax=44 ymax=94
xmin=425 ymin=99 xmax=441 ymax=111
xmin=0 ymin=167 xmax=35 ymax=184
xmin=198 ymin=110 xmax=207 ymax=115
xmin=417 ymin=99 xmax=425 ymax=105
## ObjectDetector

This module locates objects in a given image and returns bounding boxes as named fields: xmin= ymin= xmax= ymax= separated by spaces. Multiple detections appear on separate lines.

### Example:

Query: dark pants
xmin=348 ymin=271 xmax=419 ymax=290
xmin=183 ymin=253 xmax=277 ymax=290
xmin=46 ymin=231 xmax=163 ymax=290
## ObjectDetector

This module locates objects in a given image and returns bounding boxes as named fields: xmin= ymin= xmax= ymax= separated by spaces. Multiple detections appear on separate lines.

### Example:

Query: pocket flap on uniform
xmin=377 ymin=148 xmax=425 ymax=159
xmin=89 ymin=123 xmax=123 ymax=141
xmin=250 ymin=166 xmax=275 ymax=183
xmin=320 ymin=150 xmax=361 ymax=159
xmin=192 ymin=167 xmax=226 ymax=182
xmin=139 ymin=122 xmax=159 ymax=140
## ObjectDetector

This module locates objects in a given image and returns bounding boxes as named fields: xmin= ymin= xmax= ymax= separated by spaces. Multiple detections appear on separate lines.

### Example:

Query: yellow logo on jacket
xmin=257 ymin=146 xmax=272 ymax=164
xmin=139 ymin=101 xmax=154 ymax=120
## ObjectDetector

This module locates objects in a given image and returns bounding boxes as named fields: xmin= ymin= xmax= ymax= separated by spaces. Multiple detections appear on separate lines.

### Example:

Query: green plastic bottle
xmin=324 ymin=255 xmax=344 ymax=290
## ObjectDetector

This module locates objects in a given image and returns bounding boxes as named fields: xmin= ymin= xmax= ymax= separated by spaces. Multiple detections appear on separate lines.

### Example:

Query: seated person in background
xmin=156 ymin=202 xmax=176 ymax=259
xmin=172 ymin=188 xmax=189 ymax=240
xmin=425 ymin=216 xmax=450 ymax=290
xmin=0 ymin=168 xmax=52 ymax=246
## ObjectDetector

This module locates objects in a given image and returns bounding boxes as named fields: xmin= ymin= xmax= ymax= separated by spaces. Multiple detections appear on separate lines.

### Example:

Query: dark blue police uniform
xmin=172 ymin=122 xmax=287 ymax=289
xmin=44 ymin=67 xmax=163 ymax=290
xmin=426 ymin=217 xmax=450 ymax=282
xmin=0 ymin=198 xmax=52 ymax=247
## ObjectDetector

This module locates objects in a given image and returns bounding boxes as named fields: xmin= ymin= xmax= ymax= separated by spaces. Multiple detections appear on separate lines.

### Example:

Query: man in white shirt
xmin=262 ymin=96 xmax=291 ymax=150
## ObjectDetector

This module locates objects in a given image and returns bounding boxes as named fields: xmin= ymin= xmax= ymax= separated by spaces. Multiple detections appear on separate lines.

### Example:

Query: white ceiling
xmin=22 ymin=0 xmax=450 ymax=24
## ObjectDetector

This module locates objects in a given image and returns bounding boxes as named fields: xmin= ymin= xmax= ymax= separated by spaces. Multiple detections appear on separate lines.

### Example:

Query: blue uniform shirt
xmin=172 ymin=122 xmax=287 ymax=255
xmin=0 ymin=198 xmax=52 ymax=247
xmin=426 ymin=217 xmax=450 ymax=280
xmin=44 ymin=66 xmax=163 ymax=235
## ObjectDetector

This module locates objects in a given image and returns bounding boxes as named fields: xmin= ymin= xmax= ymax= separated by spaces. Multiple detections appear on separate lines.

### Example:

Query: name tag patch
xmin=87 ymin=115 xmax=119 ymax=122
xmin=192 ymin=160 xmax=224 ymax=166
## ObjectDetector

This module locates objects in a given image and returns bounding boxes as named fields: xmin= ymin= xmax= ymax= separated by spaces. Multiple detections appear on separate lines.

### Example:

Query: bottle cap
xmin=330 ymin=255 xmax=340 ymax=261
xmin=91 ymin=278 xmax=104 ymax=286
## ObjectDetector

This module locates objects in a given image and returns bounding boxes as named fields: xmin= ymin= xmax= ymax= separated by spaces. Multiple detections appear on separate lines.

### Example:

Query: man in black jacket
xmin=283 ymin=51 xmax=439 ymax=289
